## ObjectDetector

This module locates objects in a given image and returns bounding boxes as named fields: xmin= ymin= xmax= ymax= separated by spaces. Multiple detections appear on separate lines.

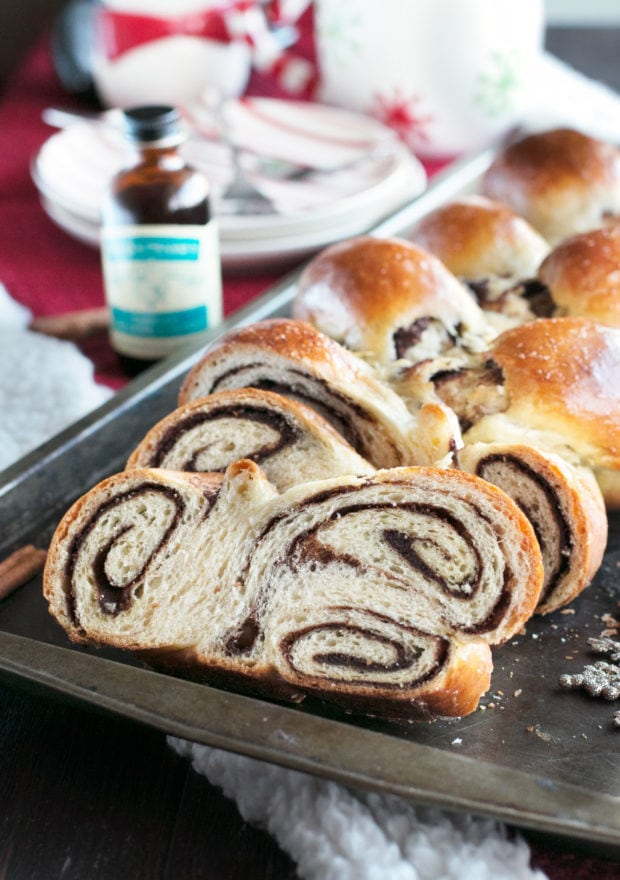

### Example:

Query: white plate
xmin=33 ymin=97 xmax=426 ymax=267
xmin=41 ymin=184 xmax=419 ymax=273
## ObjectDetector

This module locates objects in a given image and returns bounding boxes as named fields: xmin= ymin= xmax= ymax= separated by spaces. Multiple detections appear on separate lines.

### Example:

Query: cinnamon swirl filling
xmin=145 ymin=404 xmax=300 ymax=471
xmin=206 ymin=363 xmax=379 ymax=460
xmin=472 ymin=453 xmax=572 ymax=605
xmin=66 ymin=484 xmax=186 ymax=624
xmin=280 ymin=608 xmax=449 ymax=689
xmin=225 ymin=481 xmax=521 ymax=697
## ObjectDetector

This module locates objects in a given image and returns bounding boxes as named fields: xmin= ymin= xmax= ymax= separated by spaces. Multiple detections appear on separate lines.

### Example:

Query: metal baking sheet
xmin=1 ymin=147 xmax=619 ymax=855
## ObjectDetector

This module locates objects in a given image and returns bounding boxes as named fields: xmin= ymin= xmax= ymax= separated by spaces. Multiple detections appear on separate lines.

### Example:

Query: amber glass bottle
xmin=101 ymin=105 xmax=222 ymax=375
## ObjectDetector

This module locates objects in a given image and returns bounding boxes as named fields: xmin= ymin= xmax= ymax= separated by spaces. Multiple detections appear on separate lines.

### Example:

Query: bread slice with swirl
xmin=127 ymin=387 xmax=374 ymax=490
xmin=43 ymin=461 xmax=543 ymax=720
xmin=457 ymin=443 xmax=608 ymax=615
xmin=180 ymin=317 xmax=460 ymax=468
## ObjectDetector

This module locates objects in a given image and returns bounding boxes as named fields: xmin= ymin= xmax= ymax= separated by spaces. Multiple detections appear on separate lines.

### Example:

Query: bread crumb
xmin=535 ymin=728 xmax=553 ymax=743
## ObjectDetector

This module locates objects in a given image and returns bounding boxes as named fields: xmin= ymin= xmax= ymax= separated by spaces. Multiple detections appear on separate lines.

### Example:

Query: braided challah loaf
xmin=409 ymin=196 xmax=550 ymax=282
xmin=43 ymin=461 xmax=543 ymax=719
xmin=410 ymin=198 xmax=620 ymax=331
xmin=460 ymin=318 xmax=620 ymax=505
xmin=128 ymin=387 xmax=374 ymax=490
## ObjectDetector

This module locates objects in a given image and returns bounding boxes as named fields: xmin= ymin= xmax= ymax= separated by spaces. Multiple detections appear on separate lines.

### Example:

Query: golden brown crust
xmin=409 ymin=195 xmax=550 ymax=279
xmin=545 ymin=458 xmax=609 ymax=614
xmin=410 ymin=641 xmax=493 ymax=718
xmin=489 ymin=317 xmax=620 ymax=468
xmin=292 ymin=235 xmax=490 ymax=363
xmin=281 ymin=639 xmax=494 ymax=720
xmin=180 ymin=317 xmax=376 ymax=405
xmin=138 ymin=638 xmax=493 ymax=720
xmin=537 ymin=225 xmax=620 ymax=326
xmin=481 ymin=128 xmax=620 ymax=244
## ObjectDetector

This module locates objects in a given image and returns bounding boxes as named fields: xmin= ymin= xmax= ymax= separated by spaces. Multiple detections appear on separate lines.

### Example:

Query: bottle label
xmin=101 ymin=222 xmax=223 ymax=359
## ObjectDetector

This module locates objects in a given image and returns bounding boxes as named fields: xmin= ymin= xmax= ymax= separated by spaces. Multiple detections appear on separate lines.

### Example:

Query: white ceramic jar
xmin=91 ymin=0 xmax=254 ymax=108
xmin=314 ymin=0 xmax=545 ymax=158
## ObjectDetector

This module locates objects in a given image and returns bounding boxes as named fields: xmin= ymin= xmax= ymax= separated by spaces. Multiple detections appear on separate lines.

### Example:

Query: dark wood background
xmin=0 ymin=0 xmax=66 ymax=89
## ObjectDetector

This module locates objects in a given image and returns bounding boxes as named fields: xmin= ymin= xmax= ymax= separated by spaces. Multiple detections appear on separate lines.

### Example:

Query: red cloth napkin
xmin=0 ymin=20 xmax=618 ymax=880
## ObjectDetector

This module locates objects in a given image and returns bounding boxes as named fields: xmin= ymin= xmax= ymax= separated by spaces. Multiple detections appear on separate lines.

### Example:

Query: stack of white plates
xmin=33 ymin=97 xmax=427 ymax=271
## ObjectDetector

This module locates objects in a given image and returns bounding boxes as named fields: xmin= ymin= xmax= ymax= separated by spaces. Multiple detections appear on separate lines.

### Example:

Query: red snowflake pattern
xmin=371 ymin=89 xmax=434 ymax=148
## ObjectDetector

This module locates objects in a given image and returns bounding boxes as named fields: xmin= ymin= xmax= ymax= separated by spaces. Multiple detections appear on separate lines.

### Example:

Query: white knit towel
xmin=170 ymin=737 xmax=546 ymax=880
xmin=0 ymin=282 xmax=112 ymax=471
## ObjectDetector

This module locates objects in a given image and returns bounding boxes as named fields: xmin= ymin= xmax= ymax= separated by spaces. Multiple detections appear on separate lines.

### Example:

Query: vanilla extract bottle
xmin=101 ymin=105 xmax=223 ymax=375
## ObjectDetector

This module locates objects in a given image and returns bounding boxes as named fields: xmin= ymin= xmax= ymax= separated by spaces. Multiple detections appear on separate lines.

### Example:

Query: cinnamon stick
xmin=30 ymin=306 xmax=109 ymax=341
xmin=0 ymin=545 xmax=48 ymax=600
